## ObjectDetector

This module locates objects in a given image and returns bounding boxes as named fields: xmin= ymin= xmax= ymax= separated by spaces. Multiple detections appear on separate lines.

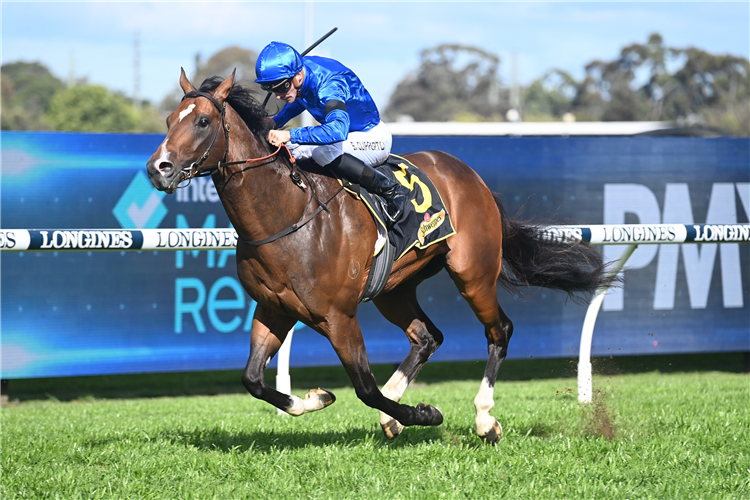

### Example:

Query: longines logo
xmin=601 ymin=225 xmax=677 ymax=243
xmin=693 ymin=224 xmax=750 ymax=242
xmin=154 ymin=230 xmax=237 ymax=249
xmin=37 ymin=230 xmax=134 ymax=250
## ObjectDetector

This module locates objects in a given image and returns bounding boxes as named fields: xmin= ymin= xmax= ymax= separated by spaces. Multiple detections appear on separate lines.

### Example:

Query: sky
xmin=2 ymin=1 xmax=748 ymax=110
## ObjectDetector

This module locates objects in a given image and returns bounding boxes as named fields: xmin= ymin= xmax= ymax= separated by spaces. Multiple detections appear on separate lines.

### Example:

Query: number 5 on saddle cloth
xmin=337 ymin=154 xmax=456 ymax=302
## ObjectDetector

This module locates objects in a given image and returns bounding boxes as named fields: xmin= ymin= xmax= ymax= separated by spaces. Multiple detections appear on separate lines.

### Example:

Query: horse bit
xmin=177 ymin=90 xmax=343 ymax=246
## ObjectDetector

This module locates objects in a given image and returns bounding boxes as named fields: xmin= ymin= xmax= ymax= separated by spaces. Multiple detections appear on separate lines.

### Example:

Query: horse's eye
xmin=198 ymin=117 xmax=210 ymax=128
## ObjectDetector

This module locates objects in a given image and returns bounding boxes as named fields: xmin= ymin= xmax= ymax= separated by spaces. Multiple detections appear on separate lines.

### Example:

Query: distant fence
xmin=2 ymin=132 xmax=748 ymax=380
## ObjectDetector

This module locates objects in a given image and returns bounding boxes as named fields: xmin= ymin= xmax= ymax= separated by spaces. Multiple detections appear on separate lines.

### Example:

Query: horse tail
xmin=494 ymin=193 xmax=612 ymax=301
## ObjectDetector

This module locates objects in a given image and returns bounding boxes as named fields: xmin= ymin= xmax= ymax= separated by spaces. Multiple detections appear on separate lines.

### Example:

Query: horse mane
xmin=198 ymin=76 xmax=267 ymax=135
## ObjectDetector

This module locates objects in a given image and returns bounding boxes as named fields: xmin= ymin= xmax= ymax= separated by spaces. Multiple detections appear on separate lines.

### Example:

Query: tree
xmin=385 ymin=44 xmax=508 ymax=122
xmin=664 ymin=46 xmax=749 ymax=133
xmin=134 ymin=104 xmax=167 ymax=133
xmin=195 ymin=46 xmax=258 ymax=86
xmin=522 ymin=70 xmax=578 ymax=121
xmin=46 ymin=84 xmax=140 ymax=132
xmin=160 ymin=46 xmax=262 ymax=115
xmin=2 ymin=60 xmax=164 ymax=133
xmin=526 ymin=33 xmax=748 ymax=133
xmin=1 ymin=61 xmax=64 ymax=130
xmin=568 ymin=33 xmax=749 ymax=132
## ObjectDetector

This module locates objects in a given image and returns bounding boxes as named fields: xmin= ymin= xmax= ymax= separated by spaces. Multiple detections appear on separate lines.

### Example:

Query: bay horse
xmin=146 ymin=70 xmax=609 ymax=444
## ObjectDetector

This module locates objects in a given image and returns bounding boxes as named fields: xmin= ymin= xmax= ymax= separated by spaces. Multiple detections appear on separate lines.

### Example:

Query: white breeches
xmin=287 ymin=121 xmax=392 ymax=168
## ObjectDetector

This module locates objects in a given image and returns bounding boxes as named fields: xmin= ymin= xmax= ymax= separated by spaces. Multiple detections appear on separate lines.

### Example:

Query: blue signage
xmin=2 ymin=132 xmax=748 ymax=379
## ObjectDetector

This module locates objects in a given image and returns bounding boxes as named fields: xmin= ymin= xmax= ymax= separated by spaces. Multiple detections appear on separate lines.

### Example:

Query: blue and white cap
xmin=254 ymin=42 xmax=304 ymax=84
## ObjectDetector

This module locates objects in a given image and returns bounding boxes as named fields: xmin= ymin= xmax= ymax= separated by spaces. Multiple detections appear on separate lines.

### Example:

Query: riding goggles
xmin=261 ymin=79 xmax=293 ymax=93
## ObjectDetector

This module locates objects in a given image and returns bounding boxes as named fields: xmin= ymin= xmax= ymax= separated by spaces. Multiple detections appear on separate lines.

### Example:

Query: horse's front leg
xmin=241 ymin=304 xmax=335 ymax=415
xmin=372 ymin=284 xmax=444 ymax=439
xmin=323 ymin=314 xmax=444 ymax=429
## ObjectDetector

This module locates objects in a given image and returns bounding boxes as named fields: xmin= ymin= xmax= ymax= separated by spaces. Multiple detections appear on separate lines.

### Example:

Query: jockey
xmin=255 ymin=41 xmax=408 ymax=229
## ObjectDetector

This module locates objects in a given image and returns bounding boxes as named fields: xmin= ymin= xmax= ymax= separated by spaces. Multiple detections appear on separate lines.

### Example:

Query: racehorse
xmin=146 ymin=70 xmax=609 ymax=444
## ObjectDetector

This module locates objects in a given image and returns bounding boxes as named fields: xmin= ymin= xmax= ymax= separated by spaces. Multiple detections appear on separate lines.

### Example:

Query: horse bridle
xmin=179 ymin=90 xmax=230 ymax=183
xmin=177 ymin=90 xmax=344 ymax=247
xmin=179 ymin=90 xmax=300 ymax=184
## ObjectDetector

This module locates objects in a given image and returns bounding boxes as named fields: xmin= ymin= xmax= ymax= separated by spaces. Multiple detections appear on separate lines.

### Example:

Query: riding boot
xmin=326 ymin=153 xmax=409 ymax=229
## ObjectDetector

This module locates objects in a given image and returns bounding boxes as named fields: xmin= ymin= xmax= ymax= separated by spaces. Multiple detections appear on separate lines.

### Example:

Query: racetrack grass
xmin=2 ymin=355 xmax=748 ymax=499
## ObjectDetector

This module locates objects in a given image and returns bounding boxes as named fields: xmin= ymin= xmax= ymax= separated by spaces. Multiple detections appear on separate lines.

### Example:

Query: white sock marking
xmin=382 ymin=370 xmax=408 ymax=402
xmin=380 ymin=370 xmax=408 ymax=428
xmin=286 ymin=390 xmax=328 ymax=416
xmin=474 ymin=377 xmax=496 ymax=435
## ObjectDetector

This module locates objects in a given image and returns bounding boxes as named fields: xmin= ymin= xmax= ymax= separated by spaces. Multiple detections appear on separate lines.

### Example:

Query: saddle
xmin=338 ymin=154 xmax=456 ymax=302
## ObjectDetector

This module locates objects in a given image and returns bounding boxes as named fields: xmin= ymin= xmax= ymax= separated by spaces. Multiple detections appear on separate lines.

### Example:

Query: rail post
xmin=578 ymin=243 xmax=638 ymax=403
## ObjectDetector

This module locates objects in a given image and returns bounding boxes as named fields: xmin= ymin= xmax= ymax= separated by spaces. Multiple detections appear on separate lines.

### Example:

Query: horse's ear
xmin=213 ymin=68 xmax=236 ymax=103
xmin=179 ymin=67 xmax=196 ymax=94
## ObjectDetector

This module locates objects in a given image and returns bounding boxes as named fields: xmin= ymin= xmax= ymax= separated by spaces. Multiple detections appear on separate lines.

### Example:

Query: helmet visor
xmin=260 ymin=78 xmax=293 ymax=93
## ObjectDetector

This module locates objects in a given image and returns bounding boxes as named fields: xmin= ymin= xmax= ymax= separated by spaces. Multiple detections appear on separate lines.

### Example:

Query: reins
xmin=178 ymin=90 xmax=343 ymax=247
xmin=179 ymin=90 xmax=302 ymax=183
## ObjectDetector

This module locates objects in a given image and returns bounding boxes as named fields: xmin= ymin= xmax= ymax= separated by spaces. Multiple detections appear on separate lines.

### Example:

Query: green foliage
xmin=1 ymin=61 xmax=64 ymax=130
xmin=46 ymin=84 xmax=137 ymax=132
xmin=161 ymin=45 xmax=261 ymax=117
xmin=528 ymin=33 xmax=750 ymax=134
xmin=388 ymin=34 xmax=749 ymax=135
xmin=385 ymin=44 xmax=508 ymax=122
xmin=2 ymin=61 xmax=166 ymax=133
xmin=522 ymin=71 xmax=577 ymax=121
xmin=2 ymin=358 xmax=748 ymax=499
xmin=195 ymin=45 xmax=259 ymax=87
xmin=134 ymin=103 xmax=167 ymax=134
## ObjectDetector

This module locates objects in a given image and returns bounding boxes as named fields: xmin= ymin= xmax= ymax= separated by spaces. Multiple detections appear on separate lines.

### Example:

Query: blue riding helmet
xmin=255 ymin=42 xmax=304 ymax=84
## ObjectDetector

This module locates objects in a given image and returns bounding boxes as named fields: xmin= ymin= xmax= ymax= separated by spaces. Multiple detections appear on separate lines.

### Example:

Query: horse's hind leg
xmin=449 ymin=270 xmax=513 ymax=444
xmin=241 ymin=304 xmax=335 ymax=416
xmin=445 ymin=226 xmax=512 ymax=444
xmin=474 ymin=303 xmax=513 ymax=444
xmin=372 ymin=282 xmax=444 ymax=439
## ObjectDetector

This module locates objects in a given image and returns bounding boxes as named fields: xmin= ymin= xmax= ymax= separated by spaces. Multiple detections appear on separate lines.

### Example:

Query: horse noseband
xmin=180 ymin=90 xmax=231 ymax=182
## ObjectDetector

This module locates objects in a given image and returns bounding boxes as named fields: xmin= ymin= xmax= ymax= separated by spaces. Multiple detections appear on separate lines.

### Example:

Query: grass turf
xmin=2 ymin=354 xmax=748 ymax=499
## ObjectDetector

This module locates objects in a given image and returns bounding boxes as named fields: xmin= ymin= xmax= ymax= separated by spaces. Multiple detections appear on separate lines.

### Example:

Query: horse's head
xmin=147 ymin=68 xmax=235 ymax=193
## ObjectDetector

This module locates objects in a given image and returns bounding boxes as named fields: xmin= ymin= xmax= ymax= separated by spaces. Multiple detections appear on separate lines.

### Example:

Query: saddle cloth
xmin=341 ymin=154 xmax=456 ymax=261
xmin=338 ymin=154 xmax=456 ymax=302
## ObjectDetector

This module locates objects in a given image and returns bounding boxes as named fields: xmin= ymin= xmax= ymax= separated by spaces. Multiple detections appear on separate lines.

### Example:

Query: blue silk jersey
xmin=272 ymin=56 xmax=381 ymax=145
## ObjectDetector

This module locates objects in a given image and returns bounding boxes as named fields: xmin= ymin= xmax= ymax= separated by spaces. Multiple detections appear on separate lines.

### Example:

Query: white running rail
xmin=3 ymin=224 xmax=748 ymax=403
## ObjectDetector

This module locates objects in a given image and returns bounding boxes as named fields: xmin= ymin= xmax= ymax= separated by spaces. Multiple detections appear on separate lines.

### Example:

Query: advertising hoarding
xmin=2 ymin=132 xmax=748 ymax=378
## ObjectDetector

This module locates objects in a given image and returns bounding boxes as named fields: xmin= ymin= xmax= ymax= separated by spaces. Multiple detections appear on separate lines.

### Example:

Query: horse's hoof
xmin=380 ymin=416 xmax=404 ymax=439
xmin=307 ymin=387 xmax=336 ymax=408
xmin=479 ymin=420 xmax=503 ymax=445
xmin=416 ymin=403 xmax=444 ymax=426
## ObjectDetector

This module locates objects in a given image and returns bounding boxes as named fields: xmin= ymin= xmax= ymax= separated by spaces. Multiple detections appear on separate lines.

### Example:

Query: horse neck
xmin=212 ymin=109 xmax=308 ymax=242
